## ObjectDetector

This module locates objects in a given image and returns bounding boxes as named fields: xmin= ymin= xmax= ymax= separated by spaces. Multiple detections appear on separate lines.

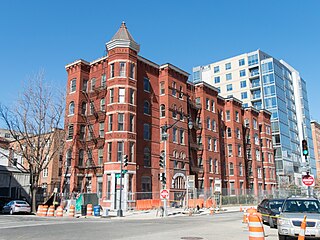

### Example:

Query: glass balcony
xmin=250 ymin=69 xmax=259 ymax=77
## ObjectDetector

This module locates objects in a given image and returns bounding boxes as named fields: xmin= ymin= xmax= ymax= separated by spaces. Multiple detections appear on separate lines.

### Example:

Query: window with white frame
xmin=101 ymin=74 xmax=106 ymax=89
xmin=253 ymin=119 xmax=257 ymax=129
xmin=129 ymin=114 xmax=134 ymax=132
xmin=144 ymin=78 xmax=150 ymax=92
xmin=67 ymin=125 xmax=74 ymax=140
xmin=43 ymin=168 xmax=48 ymax=177
xmin=236 ymin=128 xmax=241 ymax=139
xmin=254 ymin=134 xmax=259 ymax=145
xmin=173 ymin=127 xmax=177 ymax=143
xmin=118 ymin=113 xmax=124 ymax=131
xmin=209 ymin=158 xmax=213 ymax=173
xmin=208 ymin=137 xmax=212 ymax=151
xmin=144 ymin=147 xmax=151 ymax=167
xmin=98 ymin=148 xmax=103 ymax=165
xmin=129 ymin=63 xmax=135 ymax=78
xmin=214 ymin=159 xmax=218 ymax=173
xmin=227 ymin=127 xmax=232 ymax=138
xmin=119 ymin=62 xmax=126 ymax=77
xmin=129 ymin=88 xmax=134 ymax=104
xmin=108 ymin=114 xmax=113 ymax=131
xmin=179 ymin=129 xmax=184 ymax=144
xmin=213 ymin=139 xmax=217 ymax=152
xmin=160 ymin=104 xmax=165 ymax=117
xmin=110 ymin=63 xmax=115 ymax=78
xmin=226 ymin=110 xmax=231 ymax=121
xmin=206 ymin=117 xmax=211 ymax=129
xmin=144 ymin=124 xmax=150 ymax=140
xmin=239 ymin=163 xmax=243 ymax=176
xmin=100 ymin=98 xmax=105 ymax=111
xmin=69 ymin=101 xmax=75 ymax=115
xmin=90 ymin=78 xmax=96 ymax=91
xmin=172 ymin=81 xmax=177 ymax=96
xmin=257 ymin=167 xmax=262 ymax=178
xmin=238 ymin=145 xmax=242 ymax=156
xmin=212 ymin=120 xmax=216 ymax=131
xmin=82 ymin=79 xmax=88 ymax=92
xmin=211 ymin=100 xmax=215 ymax=112
xmin=160 ymin=82 xmax=165 ymax=95
xmin=235 ymin=111 xmax=239 ymax=122
xmin=70 ymin=79 xmax=76 ymax=93
xmin=99 ymin=122 xmax=104 ymax=138
xmin=256 ymin=149 xmax=260 ymax=161
xmin=117 ymin=141 xmax=123 ymax=162
xmin=206 ymin=98 xmax=210 ymax=110
xmin=109 ymin=89 xmax=114 ymax=103
xmin=107 ymin=142 xmax=112 ymax=162
xmin=229 ymin=163 xmax=234 ymax=176
xmin=228 ymin=144 xmax=233 ymax=156
xmin=118 ymin=88 xmax=125 ymax=103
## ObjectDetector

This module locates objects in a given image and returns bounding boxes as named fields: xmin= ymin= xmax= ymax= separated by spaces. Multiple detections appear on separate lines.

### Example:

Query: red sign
xmin=160 ymin=189 xmax=169 ymax=199
xmin=302 ymin=174 xmax=315 ymax=187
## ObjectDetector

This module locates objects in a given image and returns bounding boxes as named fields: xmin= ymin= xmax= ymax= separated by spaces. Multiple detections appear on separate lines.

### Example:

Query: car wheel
xmin=269 ymin=217 xmax=275 ymax=228
xmin=278 ymin=234 xmax=287 ymax=240
xmin=9 ymin=209 xmax=13 ymax=215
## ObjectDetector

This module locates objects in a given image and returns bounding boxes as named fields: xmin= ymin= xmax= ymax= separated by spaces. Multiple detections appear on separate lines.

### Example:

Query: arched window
xmin=229 ymin=162 xmax=234 ymax=176
xmin=254 ymin=133 xmax=259 ymax=145
xmin=78 ymin=149 xmax=84 ymax=166
xmin=173 ymin=150 xmax=177 ymax=158
xmin=144 ymin=147 xmax=151 ymax=167
xmin=160 ymin=104 xmax=165 ymax=117
xmin=144 ymin=101 xmax=150 ymax=115
xmin=69 ymin=101 xmax=75 ymax=115
xmin=66 ymin=149 xmax=72 ymax=166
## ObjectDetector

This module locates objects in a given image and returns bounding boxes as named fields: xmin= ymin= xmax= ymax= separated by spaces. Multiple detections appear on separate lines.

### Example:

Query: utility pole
xmin=117 ymin=141 xmax=124 ymax=217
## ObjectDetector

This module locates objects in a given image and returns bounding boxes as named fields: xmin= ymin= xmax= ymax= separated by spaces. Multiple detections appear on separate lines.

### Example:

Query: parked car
xmin=1 ymin=200 xmax=31 ymax=215
xmin=257 ymin=198 xmax=284 ymax=228
xmin=278 ymin=197 xmax=320 ymax=240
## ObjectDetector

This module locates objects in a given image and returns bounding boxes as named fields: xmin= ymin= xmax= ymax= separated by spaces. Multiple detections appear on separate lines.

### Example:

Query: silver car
xmin=278 ymin=197 xmax=320 ymax=240
xmin=2 ymin=200 xmax=31 ymax=215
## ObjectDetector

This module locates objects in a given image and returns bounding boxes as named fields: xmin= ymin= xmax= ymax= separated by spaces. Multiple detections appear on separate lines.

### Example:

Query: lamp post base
xmin=117 ymin=209 xmax=123 ymax=217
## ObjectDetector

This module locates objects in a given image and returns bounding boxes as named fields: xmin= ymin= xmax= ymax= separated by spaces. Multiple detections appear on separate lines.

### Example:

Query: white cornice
xmin=65 ymin=59 xmax=90 ymax=69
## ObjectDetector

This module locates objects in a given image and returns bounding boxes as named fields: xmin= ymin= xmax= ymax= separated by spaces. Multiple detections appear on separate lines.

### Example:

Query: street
xmin=0 ymin=212 xmax=279 ymax=240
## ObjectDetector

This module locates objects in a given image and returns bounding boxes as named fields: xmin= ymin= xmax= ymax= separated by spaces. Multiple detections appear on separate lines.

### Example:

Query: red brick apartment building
xmin=62 ymin=22 xmax=276 ymax=209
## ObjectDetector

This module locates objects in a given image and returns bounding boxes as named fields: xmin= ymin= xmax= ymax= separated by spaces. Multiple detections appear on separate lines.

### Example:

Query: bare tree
xmin=0 ymin=72 xmax=65 ymax=212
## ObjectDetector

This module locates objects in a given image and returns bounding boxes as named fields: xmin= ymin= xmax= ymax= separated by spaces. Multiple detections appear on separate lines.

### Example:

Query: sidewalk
xmin=99 ymin=205 xmax=255 ymax=220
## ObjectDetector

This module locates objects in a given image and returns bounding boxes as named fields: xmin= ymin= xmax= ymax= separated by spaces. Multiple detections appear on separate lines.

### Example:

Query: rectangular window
xmin=206 ymin=98 xmax=210 ymax=110
xmin=226 ymin=84 xmax=233 ymax=91
xmin=213 ymin=139 xmax=217 ymax=152
xmin=241 ymin=92 xmax=248 ymax=99
xmin=129 ymin=63 xmax=135 ymax=78
xmin=238 ymin=145 xmax=242 ymax=156
xmin=179 ymin=86 xmax=183 ymax=99
xmin=160 ymin=82 xmax=165 ymax=95
xmin=214 ymin=66 xmax=219 ymax=73
xmin=119 ymin=88 xmax=125 ymax=103
xmin=248 ymin=54 xmax=259 ymax=66
xmin=43 ymin=168 xmax=48 ymax=177
xmin=144 ymin=124 xmax=150 ymax=140
xmin=129 ymin=88 xmax=134 ymax=104
xmin=80 ymin=125 xmax=85 ymax=140
xmin=82 ymin=79 xmax=88 ymax=92
xmin=208 ymin=137 xmax=212 ymax=151
xmin=109 ymin=89 xmax=114 ymax=103
xmin=226 ymin=73 xmax=232 ymax=81
xmin=258 ymin=167 xmax=262 ymax=178
xmin=172 ymin=81 xmax=177 ymax=96
xmin=98 ymin=148 xmax=103 ymax=165
xmin=173 ymin=127 xmax=177 ymax=143
xmin=107 ymin=142 xmax=112 ymax=162
xmin=225 ymin=62 xmax=231 ymax=70
xmin=144 ymin=78 xmax=150 ymax=92
xmin=108 ymin=114 xmax=113 ymax=132
xmin=107 ymin=175 xmax=111 ymax=200
xmin=240 ymin=80 xmax=247 ymax=88
xmin=68 ymin=124 xmax=74 ymax=140
xmin=129 ymin=114 xmax=134 ymax=132
xmin=129 ymin=142 xmax=134 ymax=162
xmin=240 ymin=69 xmax=246 ymax=77
xmin=119 ymin=62 xmax=126 ymax=77
xmin=239 ymin=58 xmax=245 ymax=66
xmin=118 ymin=113 xmax=124 ymax=131
xmin=110 ymin=63 xmax=115 ymax=78
xmin=70 ymin=79 xmax=76 ymax=93
xmin=90 ymin=78 xmax=96 ymax=91
xmin=99 ymin=122 xmax=104 ymax=138
xmin=100 ymin=98 xmax=105 ymax=111
xmin=235 ymin=111 xmax=239 ymax=122
xmin=101 ymin=74 xmax=106 ymax=89
xmin=226 ymin=110 xmax=230 ymax=121
xmin=117 ymin=141 xmax=124 ymax=162
xmin=179 ymin=129 xmax=184 ymax=144
xmin=214 ymin=76 xmax=220 ymax=83
xmin=211 ymin=100 xmax=215 ymax=112
xmin=89 ymin=101 xmax=94 ymax=115
xmin=228 ymin=144 xmax=233 ymax=156
xmin=88 ymin=125 xmax=93 ymax=140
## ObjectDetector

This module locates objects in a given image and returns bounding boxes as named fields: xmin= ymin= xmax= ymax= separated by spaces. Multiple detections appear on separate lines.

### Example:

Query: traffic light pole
xmin=117 ymin=142 xmax=124 ymax=217
xmin=163 ymin=137 xmax=167 ymax=217
xmin=306 ymin=155 xmax=311 ymax=198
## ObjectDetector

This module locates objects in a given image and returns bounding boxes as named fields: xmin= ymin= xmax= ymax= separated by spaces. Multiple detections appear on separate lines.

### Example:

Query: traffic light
xmin=159 ymin=153 xmax=165 ymax=168
xmin=302 ymin=140 xmax=308 ymax=156
xmin=123 ymin=155 xmax=128 ymax=167
xmin=160 ymin=172 xmax=166 ymax=184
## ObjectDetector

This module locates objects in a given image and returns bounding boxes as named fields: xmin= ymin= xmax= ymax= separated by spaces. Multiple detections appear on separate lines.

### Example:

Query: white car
xmin=2 ymin=200 xmax=31 ymax=215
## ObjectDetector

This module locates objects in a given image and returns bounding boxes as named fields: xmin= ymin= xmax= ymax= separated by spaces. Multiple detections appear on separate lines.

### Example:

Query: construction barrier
xmin=298 ymin=216 xmax=307 ymax=240
xmin=248 ymin=213 xmax=265 ymax=240
xmin=36 ymin=205 xmax=43 ymax=216
xmin=47 ymin=205 xmax=55 ymax=217
xmin=87 ymin=204 xmax=93 ymax=216
xmin=243 ymin=209 xmax=248 ymax=223
xmin=40 ymin=205 xmax=48 ymax=217
xmin=68 ymin=205 xmax=75 ymax=217
xmin=56 ymin=206 xmax=63 ymax=217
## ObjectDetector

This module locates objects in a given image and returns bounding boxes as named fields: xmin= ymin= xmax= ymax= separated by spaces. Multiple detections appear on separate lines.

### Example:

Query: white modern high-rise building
xmin=192 ymin=50 xmax=316 ymax=186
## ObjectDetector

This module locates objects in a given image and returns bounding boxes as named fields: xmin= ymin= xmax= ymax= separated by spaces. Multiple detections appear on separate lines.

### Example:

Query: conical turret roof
xmin=106 ymin=22 xmax=140 ymax=53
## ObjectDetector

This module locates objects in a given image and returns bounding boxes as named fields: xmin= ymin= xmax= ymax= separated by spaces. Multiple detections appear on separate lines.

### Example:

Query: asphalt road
xmin=0 ymin=212 xmax=279 ymax=240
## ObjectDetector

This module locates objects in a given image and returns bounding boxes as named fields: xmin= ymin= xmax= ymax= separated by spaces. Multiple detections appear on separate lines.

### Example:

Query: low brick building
xmin=62 ymin=22 xmax=276 ymax=209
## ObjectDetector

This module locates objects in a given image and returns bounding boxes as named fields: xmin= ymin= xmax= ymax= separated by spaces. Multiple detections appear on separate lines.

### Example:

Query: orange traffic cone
xmin=248 ymin=213 xmax=265 ymax=240
xmin=298 ymin=216 xmax=307 ymax=240
xmin=243 ymin=209 xmax=248 ymax=223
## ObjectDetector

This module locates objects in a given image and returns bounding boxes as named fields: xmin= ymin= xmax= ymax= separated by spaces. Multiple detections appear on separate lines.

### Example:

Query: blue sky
xmin=0 ymin=0 xmax=319 ymax=122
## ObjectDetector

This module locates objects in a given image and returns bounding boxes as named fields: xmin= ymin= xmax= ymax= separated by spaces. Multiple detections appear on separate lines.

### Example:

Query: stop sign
xmin=302 ymin=174 xmax=315 ymax=187
xmin=160 ymin=189 xmax=169 ymax=199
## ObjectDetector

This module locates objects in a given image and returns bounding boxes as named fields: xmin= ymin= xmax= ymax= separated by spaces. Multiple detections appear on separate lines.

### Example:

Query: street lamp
xmin=186 ymin=118 xmax=193 ymax=209
xmin=161 ymin=115 xmax=193 ymax=216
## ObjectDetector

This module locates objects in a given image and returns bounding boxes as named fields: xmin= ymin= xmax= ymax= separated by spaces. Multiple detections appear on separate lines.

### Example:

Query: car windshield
xmin=283 ymin=200 xmax=320 ymax=213
xmin=15 ymin=201 xmax=28 ymax=205
xmin=269 ymin=200 xmax=284 ymax=211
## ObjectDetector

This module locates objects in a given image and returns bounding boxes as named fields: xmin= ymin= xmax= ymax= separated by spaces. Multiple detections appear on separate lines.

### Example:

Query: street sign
xmin=302 ymin=174 xmax=315 ymax=187
xmin=115 ymin=173 xmax=122 ymax=178
xmin=160 ymin=189 xmax=169 ymax=199
xmin=214 ymin=179 xmax=222 ymax=193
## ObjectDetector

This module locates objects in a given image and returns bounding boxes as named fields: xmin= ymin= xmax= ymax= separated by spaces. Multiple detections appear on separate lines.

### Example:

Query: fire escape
xmin=243 ymin=122 xmax=253 ymax=192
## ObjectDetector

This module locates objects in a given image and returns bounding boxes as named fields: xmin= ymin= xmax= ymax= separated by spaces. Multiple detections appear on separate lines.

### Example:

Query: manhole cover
xmin=181 ymin=237 xmax=203 ymax=240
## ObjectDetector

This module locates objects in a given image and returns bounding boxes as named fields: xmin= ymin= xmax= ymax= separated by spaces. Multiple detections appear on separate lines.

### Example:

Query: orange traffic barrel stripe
xmin=248 ymin=213 xmax=265 ymax=240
